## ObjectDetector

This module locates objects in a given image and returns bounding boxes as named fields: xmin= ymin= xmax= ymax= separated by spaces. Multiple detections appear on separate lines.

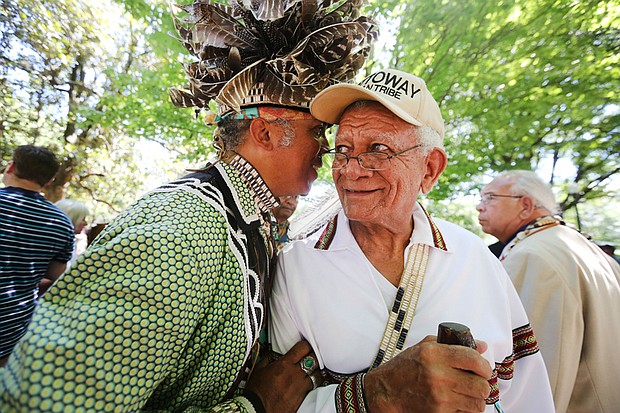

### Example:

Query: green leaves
xmin=363 ymin=0 xmax=620 ymax=239
xmin=2 ymin=0 xmax=617 ymax=241
xmin=1 ymin=0 xmax=214 ymax=218
xmin=372 ymin=0 xmax=618 ymax=200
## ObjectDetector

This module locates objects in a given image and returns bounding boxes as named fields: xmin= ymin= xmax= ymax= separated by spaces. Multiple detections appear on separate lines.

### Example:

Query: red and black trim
xmin=314 ymin=215 xmax=338 ymax=250
xmin=512 ymin=324 xmax=540 ymax=360
xmin=335 ymin=373 xmax=368 ymax=413
xmin=486 ymin=323 xmax=540 ymax=405
xmin=418 ymin=203 xmax=447 ymax=251
xmin=486 ymin=369 xmax=500 ymax=404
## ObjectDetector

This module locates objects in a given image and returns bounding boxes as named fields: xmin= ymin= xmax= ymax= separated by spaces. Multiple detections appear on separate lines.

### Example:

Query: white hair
xmin=55 ymin=199 xmax=89 ymax=228
xmin=496 ymin=170 xmax=559 ymax=214
xmin=271 ymin=119 xmax=296 ymax=147
xmin=416 ymin=125 xmax=443 ymax=154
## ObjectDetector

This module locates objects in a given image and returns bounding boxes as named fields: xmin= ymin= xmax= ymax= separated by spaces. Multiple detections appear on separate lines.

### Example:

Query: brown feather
xmin=169 ymin=0 xmax=378 ymax=114
xmin=215 ymin=59 xmax=265 ymax=112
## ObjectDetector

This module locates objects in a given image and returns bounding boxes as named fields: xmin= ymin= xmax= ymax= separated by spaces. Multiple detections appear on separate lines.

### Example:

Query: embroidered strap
xmin=371 ymin=243 xmax=431 ymax=368
xmin=335 ymin=373 xmax=368 ymax=413
xmin=314 ymin=215 xmax=338 ymax=250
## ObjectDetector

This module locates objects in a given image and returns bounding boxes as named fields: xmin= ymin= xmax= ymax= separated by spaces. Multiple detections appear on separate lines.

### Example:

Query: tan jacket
xmin=502 ymin=223 xmax=620 ymax=413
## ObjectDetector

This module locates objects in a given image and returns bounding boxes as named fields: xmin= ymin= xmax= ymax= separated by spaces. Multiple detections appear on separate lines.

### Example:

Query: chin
xmin=341 ymin=203 xmax=370 ymax=220
xmin=301 ymin=177 xmax=318 ymax=195
xmin=285 ymin=184 xmax=310 ymax=197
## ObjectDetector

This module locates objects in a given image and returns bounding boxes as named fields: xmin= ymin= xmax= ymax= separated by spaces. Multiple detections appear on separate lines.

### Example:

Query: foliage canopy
xmin=1 ymin=0 xmax=618 ymax=240
xmin=368 ymin=0 xmax=619 ymax=211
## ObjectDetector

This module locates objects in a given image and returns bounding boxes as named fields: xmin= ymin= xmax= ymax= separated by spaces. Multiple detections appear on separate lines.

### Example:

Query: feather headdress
xmin=169 ymin=0 xmax=378 ymax=118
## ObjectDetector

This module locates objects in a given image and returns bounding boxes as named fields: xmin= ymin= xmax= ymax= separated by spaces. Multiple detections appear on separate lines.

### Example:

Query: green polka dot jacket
xmin=0 ymin=161 xmax=277 ymax=412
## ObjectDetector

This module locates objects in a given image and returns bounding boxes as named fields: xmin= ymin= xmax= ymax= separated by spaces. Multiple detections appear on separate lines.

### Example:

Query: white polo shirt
xmin=270 ymin=203 xmax=554 ymax=413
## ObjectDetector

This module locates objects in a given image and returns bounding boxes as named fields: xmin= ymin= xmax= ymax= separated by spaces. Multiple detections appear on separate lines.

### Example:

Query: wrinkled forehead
xmin=335 ymin=103 xmax=417 ymax=144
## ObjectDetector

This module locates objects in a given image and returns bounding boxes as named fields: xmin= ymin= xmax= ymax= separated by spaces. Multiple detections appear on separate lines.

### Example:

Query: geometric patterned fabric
xmin=0 ymin=161 xmax=272 ymax=412
xmin=334 ymin=373 xmax=367 ymax=413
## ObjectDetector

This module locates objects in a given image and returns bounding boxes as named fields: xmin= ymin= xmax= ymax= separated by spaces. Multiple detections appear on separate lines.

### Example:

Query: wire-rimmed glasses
xmin=321 ymin=144 xmax=427 ymax=171
xmin=478 ymin=193 xmax=524 ymax=205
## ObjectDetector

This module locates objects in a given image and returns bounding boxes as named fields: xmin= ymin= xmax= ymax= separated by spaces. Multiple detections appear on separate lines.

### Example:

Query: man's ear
xmin=5 ymin=161 xmax=15 ymax=174
xmin=520 ymin=196 xmax=537 ymax=216
xmin=420 ymin=148 xmax=448 ymax=194
xmin=248 ymin=117 xmax=275 ymax=151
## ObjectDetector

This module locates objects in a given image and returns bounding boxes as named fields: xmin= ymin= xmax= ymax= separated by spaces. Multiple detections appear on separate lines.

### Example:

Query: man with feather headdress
xmin=0 ymin=1 xmax=377 ymax=412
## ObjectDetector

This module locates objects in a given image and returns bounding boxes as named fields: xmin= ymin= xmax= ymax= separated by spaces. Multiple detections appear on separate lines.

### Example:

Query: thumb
xmin=475 ymin=340 xmax=488 ymax=355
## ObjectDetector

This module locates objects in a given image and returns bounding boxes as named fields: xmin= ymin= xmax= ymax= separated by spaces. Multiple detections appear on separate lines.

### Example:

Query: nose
xmin=475 ymin=201 xmax=484 ymax=212
xmin=339 ymin=156 xmax=373 ymax=178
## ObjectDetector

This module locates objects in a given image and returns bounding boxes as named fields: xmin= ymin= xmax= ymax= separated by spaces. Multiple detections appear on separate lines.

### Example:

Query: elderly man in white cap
xmin=269 ymin=69 xmax=555 ymax=413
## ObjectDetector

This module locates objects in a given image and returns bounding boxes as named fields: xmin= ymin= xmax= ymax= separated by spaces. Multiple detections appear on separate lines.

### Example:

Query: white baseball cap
xmin=310 ymin=68 xmax=445 ymax=138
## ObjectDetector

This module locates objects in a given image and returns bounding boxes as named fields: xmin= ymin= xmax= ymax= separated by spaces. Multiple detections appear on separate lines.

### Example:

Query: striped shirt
xmin=0 ymin=186 xmax=74 ymax=358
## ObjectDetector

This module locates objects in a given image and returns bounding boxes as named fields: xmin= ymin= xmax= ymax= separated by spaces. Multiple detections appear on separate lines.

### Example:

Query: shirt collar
xmin=505 ymin=215 xmax=564 ymax=246
xmin=315 ymin=202 xmax=448 ymax=252
xmin=227 ymin=154 xmax=278 ymax=214
xmin=1 ymin=186 xmax=45 ymax=200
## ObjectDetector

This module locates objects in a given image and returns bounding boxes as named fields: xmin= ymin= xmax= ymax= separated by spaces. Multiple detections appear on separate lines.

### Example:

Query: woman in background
xmin=55 ymin=199 xmax=89 ymax=265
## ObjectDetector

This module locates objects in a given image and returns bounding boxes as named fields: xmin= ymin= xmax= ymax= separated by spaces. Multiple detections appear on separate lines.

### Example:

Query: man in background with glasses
xmin=272 ymin=195 xmax=299 ymax=250
xmin=269 ymin=69 xmax=554 ymax=412
xmin=477 ymin=170 xmax=620 ymax=413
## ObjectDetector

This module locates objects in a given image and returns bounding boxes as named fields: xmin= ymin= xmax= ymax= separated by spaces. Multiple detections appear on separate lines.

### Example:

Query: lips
xmin=344 ymin=188 xmax=378 ymax=195
xmin=344 ymin=186 xmax=376 ymax=192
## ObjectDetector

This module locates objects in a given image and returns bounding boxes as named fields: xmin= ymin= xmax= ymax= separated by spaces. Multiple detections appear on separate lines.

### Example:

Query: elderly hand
xmin=364 ymin=336 xmax=493 ymax=413
xmin=245 ymin=340 xmax=321 ymax=413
